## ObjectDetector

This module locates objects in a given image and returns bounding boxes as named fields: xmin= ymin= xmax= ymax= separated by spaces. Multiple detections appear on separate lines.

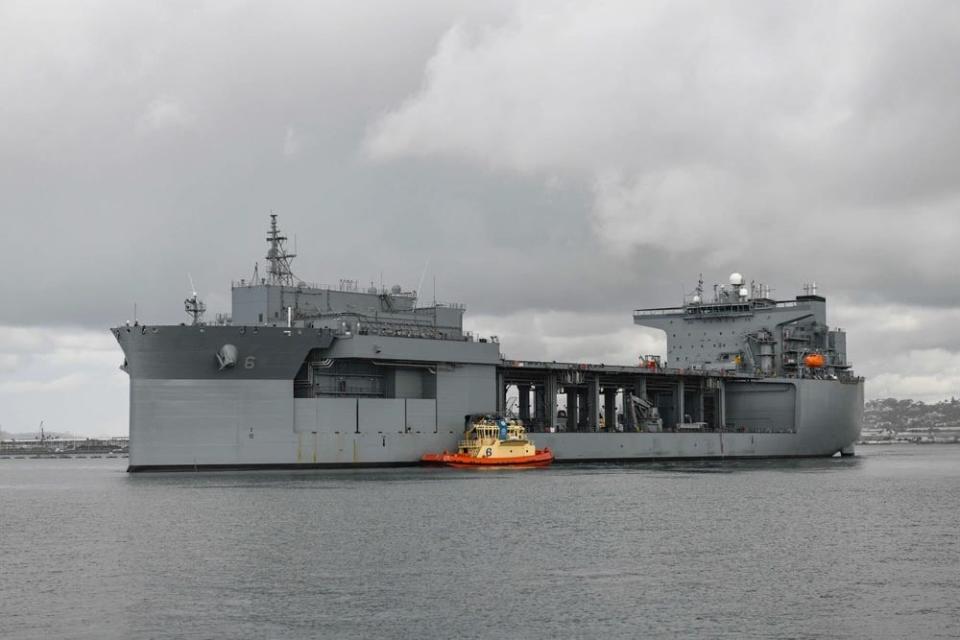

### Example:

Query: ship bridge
xmin=633 ymin=273 xmax=852 ymax=379
xmin=222 ymin=215 xmax=470 ymax=341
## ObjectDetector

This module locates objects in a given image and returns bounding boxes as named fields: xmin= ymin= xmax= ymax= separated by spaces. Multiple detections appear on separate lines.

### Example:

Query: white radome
xmin=729 ymin=272 xmax=744 ymax=286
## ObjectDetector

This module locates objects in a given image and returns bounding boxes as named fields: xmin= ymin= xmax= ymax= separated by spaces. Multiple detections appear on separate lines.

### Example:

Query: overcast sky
xmin=2 ymin=0 xmax=959 ymax=435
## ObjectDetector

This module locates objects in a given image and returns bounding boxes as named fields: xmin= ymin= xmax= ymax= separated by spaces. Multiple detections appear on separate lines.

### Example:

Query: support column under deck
xmin=518 ymin=384 xmax=531 ymax=423
xmin=496 ymin=371 xmax=505 ymax=415
xmin=546 ymin=374 xmax=558 ymax=433
xmin=588 ymin=376 xmax=601 ymax=432
xmin=603 ymin=387 xmax=617 ymax=432
xmin=566 ymin=388 xmax=578 ymax=433
xmin=533 ymin=384 xmax=546 ymax=428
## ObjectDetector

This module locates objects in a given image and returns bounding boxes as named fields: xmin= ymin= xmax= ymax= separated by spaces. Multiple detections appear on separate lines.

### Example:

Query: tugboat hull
xmin=421 ymin=450 xmax=554 ymax=467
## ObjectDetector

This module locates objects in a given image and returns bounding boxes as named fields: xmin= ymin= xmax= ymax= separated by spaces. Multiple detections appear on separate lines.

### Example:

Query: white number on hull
xmin=244 ymin=356 xmax=256 ymax=369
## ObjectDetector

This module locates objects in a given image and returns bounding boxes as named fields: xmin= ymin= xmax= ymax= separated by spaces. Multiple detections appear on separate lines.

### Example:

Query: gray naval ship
xmin=113 ymin=215 xmax=863 ymax=471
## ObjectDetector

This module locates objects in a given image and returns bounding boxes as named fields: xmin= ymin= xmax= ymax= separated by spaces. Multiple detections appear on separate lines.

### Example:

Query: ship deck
xmin=497 ymin=358 xmax=755 ymax=433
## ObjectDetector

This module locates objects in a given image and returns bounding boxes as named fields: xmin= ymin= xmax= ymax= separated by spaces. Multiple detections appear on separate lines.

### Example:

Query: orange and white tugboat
xmin=421 ymin=415 xmax=554 ymax=468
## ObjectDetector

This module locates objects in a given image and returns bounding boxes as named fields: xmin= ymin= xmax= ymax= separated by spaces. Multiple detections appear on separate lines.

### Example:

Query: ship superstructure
xmin=633 ymin=273 xmax=850 ymax=378
xmin=113 ymin=216 xmax=863 ymax=471
xmin=232 ymin=215 xmax=467 ymax=341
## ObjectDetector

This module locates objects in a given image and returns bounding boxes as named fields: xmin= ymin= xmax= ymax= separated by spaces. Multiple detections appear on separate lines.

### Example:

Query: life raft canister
xmin=803 ymin=353 xmax=826 ymax=368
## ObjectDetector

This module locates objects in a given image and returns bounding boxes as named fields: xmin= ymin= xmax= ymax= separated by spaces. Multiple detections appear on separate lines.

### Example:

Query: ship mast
xmin=266 ymin=214 xmax=297 ymax=286
xmin=184 ymin=273 xmax=206 ymax=325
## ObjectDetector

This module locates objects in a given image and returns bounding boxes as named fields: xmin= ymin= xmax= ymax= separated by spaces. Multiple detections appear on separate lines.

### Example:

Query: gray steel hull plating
xmin=125 ymin=376 xmax=863 ymax=471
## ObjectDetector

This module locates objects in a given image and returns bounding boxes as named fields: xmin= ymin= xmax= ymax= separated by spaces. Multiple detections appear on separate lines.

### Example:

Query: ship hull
xmin=125 ymin=376 xmax=862 ymax=471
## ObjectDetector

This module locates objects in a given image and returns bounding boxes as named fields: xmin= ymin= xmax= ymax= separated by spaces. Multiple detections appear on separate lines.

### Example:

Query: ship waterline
xmin=114 ymin=216 xmax=863 ymax=471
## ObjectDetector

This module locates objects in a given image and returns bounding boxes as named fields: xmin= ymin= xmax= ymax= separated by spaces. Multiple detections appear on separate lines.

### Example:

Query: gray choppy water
xmin=1 ymin=445 xmax=959 ymax=639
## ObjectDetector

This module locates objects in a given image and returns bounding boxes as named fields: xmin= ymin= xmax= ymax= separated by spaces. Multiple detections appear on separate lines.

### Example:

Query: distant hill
xmin=0 ymin=430 xmax=78 ymax=441
xmin=865 ymin=398 xmax=960 ymax=432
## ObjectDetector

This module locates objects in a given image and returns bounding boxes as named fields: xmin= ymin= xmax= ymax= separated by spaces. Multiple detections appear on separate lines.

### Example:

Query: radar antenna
xmin=414 ymin=258 xmax=430 ymax=308
xmin=185 ymin=273 xmax=206 ymax=325
xmin=266 ymin=213 xmax=298 ymax=286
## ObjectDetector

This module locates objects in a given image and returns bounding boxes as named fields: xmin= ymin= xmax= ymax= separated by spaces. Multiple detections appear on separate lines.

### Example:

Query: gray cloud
xmin=366 ymin=0 xmax=960 ymax=304
xmin=2 ymin=0 xmax=960 ymax=432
